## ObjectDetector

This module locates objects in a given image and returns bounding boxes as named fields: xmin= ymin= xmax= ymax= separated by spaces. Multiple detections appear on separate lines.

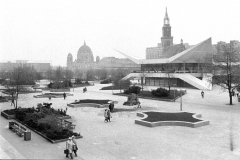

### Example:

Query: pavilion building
xmin=117 ymin=8 xmax=213 ymax=90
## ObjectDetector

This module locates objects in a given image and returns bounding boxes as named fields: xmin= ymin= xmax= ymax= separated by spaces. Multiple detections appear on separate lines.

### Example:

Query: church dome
xmin=77 ymin=41 xmax=94 ymax=62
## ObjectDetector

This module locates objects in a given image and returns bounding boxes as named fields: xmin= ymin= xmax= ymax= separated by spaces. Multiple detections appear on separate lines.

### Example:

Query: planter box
xmin=14 ymin=118 xmax=83 ymax=143
xmin=1 ymin=111 xmax=15 ymax=119
xmin=57 ymin=116 xmax=72 ymax=120
xmin=50 ymin=88 xmax=70 ymax=92
xmin=33 ymin=93 xmax=73 ymax=98
xmin=67 ymin=103 xmax=109 ymax=108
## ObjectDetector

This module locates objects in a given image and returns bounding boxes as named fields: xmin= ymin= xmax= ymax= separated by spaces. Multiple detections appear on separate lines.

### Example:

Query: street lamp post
xmin=112 ymin=81 xmax=114 ymax=95
xmin=180 ymin=90 xmax=182 ymax=111
xmin=177 ymin=89 xmax=183 ymax=111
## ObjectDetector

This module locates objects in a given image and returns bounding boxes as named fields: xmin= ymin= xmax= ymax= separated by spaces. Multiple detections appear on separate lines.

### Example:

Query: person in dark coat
xmin=109 ymin=102 xmax=114 ymax=112
xmin=201 ymin=91 xmax=204 ymax=98
xmin=49 ymin=93 xmax=51 ymax=100
xmin=63 ymin=92 xmax=66 ymax=100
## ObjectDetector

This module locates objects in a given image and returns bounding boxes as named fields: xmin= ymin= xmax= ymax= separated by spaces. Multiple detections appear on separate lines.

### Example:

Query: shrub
xmin=75 ymin=78 xmax=83 ymax=84
xmin=124 ymin=86 xmax=141 ymax=94
xmin=47 ymin=80 xmax=71 ymax=89
xmin=37 ymin=123 xmax=51 ymax=132
xmin=151 ymin=88 xmax=169 ymax=97
xmin=15 ymin=110 xmax=27 ymax=121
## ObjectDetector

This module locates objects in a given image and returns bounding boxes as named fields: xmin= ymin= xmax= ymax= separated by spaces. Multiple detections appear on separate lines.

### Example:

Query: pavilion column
xmin=183 ymin=63 xmax=185 ymax=73
xmin=197 ymin=63 xmax=199 ymax=73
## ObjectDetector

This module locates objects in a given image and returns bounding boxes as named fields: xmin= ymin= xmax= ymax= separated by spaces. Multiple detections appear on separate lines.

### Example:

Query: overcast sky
xmin=1 ymin=0 xmax=240 ymax=66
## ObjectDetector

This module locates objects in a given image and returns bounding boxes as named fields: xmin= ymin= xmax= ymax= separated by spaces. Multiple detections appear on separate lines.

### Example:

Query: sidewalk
xmin=0 ymin=84 xmax=240 ymax=159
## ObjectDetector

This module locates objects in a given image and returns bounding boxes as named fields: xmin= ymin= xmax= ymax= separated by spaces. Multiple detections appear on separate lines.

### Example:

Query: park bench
xmin=64 ymin=119 xmax=76 ymax=129
xmin=15 ymin=126 xmax=27 ymax=137
xmin=9 ymin=122 xmax=20 ymax=132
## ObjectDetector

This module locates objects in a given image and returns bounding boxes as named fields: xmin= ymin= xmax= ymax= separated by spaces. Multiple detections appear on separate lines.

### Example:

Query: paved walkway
xmin=0 ymin=83 xmax=240 ymax=159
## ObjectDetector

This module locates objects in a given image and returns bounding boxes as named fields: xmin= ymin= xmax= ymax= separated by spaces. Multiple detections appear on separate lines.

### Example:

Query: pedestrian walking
xmin=83 ymin=87 xmax=87 ymax=93
xmin=107 ymin=109 xmax=111 ymax=122
xmin=201 ymin=91 xmax=204 ymax=98
xmin=108 ymin=101 xmax=114 ymax=112
xmin=10 ymin=92 xmax=15 ymax=107
xmin=66 ymin=137 xmax=74 ymax=159
xmin=111 ymin=102 xmax=114 ymax=112
xmin=11 ymin=99 xmax=15 ymax=107
xmin=136 ymin=97 xmax=141 ymax=108
xmin=49 ymin=93 xmax=51 ymax=100
xmin=72 ymin=135 xmax=78 ymax=157
xmin=104 ymin=109 xmax=108 ymax=122
xmin=63 ymin=92 xmax=66 ymax=100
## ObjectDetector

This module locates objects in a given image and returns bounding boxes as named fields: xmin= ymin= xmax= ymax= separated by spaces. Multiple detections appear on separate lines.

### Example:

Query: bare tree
xmin=55 ymin=66 xmax=64 ymax=81
xmin=165 ymin=63 xmax=175 ymax=94
xmin=139 ymin=71 xmax=147 ymax=92
xmin=74 ymin=68 xmax=83 ymax=79
xmin=46 ymin=66 xmax=53 ymax=82
xmin=10 ymin=66 xmax=35 ymax=109
xmin=65 ymin=69 xmax=73 ymax=80
xmin=86 ymin=69 xmax=94 ymax=81
xmin=205 ymin=42 xmax=240 ymax=105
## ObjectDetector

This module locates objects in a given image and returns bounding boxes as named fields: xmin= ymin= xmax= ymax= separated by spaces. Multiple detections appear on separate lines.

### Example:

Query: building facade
xmin=67 ymin=41 xmax=140 ymax=79
xmin=0 ymin=60 xmax=51 ymax=77
xmin=213 ymin=40 xmax=240 ymax=55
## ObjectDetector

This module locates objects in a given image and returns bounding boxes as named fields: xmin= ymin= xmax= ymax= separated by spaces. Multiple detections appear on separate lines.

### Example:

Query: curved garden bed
xmin=34 ymin=93 xmax=73 ymax=98
xmin=135 ymin=111 xmax=209 ymax=128
xmin=50 ymin=88 xmax=70 ymax=92
xmin=67 ymin=99 xmax=117 ymax=108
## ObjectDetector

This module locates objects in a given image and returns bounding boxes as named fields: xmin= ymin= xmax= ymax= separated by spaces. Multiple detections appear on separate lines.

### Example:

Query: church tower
xmin=67 ymin=53 xmax=73 ymax=68
xmin=161 ymin=7 xmax=173 ymax=53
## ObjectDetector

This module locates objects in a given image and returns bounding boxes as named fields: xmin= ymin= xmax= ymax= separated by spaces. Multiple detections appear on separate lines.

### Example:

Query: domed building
xmin=67 ymin=41 xmax=97 ymax=73
xmin=67 ymin=41 xmax=140 ymax=79
xmin=77 ymin=41 xmax=94 ymax=62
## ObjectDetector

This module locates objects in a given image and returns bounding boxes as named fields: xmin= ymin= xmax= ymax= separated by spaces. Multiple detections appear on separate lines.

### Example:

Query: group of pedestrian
xmin=65 ymin=135 xmax=78 ymax=159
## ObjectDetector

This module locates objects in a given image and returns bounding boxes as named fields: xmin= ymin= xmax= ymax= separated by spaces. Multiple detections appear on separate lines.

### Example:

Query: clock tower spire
xmin=161 ymin=7 xmax=173 ymax=53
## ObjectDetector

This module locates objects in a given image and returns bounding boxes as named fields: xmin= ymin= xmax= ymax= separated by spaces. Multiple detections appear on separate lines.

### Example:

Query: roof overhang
xmin=115 ymin=37 xmax=213 ymax=64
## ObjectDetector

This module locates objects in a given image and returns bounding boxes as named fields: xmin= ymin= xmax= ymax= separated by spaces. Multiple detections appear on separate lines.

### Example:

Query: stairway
xmin=174 ymin=74 xmax=212 ymax=90
xmin=121 ymin=72 xmax=212 ymax=90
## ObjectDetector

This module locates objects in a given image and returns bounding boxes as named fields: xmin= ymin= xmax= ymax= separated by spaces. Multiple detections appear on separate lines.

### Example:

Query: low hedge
xmin=124 ymin=86 xmax=141 ymax=94
xmin=100 ymin=79 xmax=112 ymax=84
